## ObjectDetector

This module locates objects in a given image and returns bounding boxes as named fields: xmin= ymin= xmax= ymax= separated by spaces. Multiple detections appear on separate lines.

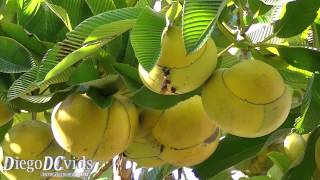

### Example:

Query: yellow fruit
xmin=2 ymin=120 xmax=53 ymax=159
xmin=125 ymin=110 xmax=165 ymax=167
xmin=0 ymin=101 xmax=14 ymax=126
xmin=152 ymin=95 xmax=220 ymax=166
xmin=202 ymin=60 xmax=292 ymax=138
xmin=284 ymin=133 xmax=306 ymax=167
xmin=125 ymin=134 xmax=165 ymax=168
xmin=139 ymin=26 xmax=217 ymax=95
xmin=51 ymin=94 xmax=138 ymax=161
xmin=1 ymin=120 xmax=68 ymax=180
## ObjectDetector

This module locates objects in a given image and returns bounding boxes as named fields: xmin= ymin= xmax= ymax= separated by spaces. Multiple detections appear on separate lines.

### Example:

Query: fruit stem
xmin=217 ymin=43 xmax=234 ymax=57
xmin=93 ymin=160 xmax=113 ymax=179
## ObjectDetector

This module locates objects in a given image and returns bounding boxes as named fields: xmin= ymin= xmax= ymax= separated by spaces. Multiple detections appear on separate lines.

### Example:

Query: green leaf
xmin=274 ymin=0 xmax=320 ymax=38
xmin=140 ymin=165 xmax=176 ymax=180
xmin=183 ymin=0 xmax=227 ymax=53
xmin=7 ymin=67 xmax=39 ymax=101
xmin=0 ymin=120 xmax=13 ymax=143
xmin=0 ymin=36 xmax=35 ymax=73
xmin=284 ymin=127 xmax=320 ymax=180
xmin=86 ymin=87 xmax=113 ymax=109
xmin=131 ymin=7 xmax=166 ymax=71
xmin=38 ymin=7 xmax=142 ymax=85
xmin=248 ymin=0 xmax=272 ymax=16
xmin=68 ymin=60 xmax=99 ymax=85
xmin=113 ymin=63 xmax=142 ymax=92
xmin=131 ymin=87 xmax=199 ymax=109
xmin=9 ymin=90 xmax=74 ymax=112
xmin=267 ymin=151 xmax=291 ymax=172
xmin=295 ymin=73 xmax=320 ymax=133
xmin=85 ymin=0 xmax=116 ymax=15
xmin=44 ymin=41 xmax=105 ymax=81
xmin=53 ymin=0 xmax=92 ymax=27
xmin=84 ymin=19 xmax=136 ymax=44
xmin=277 ymin=46 xmax=320 ymax=72
xmin=17 ymin=0 xmax=67 ymax=42
xmin=193 ymin=128 xmax=293 ymax=179
xmin=135 ymin=0 xmax=157 ymax=7
xmin=44 ymin=1 xmax=73 ymax=31
xmin=0 ymin=21 xmax=48 ymax=56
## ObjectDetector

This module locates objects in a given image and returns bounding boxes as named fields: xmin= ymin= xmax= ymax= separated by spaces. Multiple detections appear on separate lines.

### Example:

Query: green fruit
xmin=51 ymin=94 xmax=138 ymax=161
xmin=202 ymin=60 xmax=292 ymax=138
xmin=139 ymin=26 xmax=217 ymax=95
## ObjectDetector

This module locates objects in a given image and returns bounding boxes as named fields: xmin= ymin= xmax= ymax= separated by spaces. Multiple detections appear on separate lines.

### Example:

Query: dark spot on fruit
xmin=164 ymin=79 xmax=171 ymax=84
xmin=83 ymin=148 xmax=88 ymax=151
xmin=162 ymin=67 xmax=170 ymax=76
xmin=171 ymin=87 xmax=176 ymax=93
xmin=204 ymin=128 xmax=220 ymax=144
xmin=160 ymin=145 xmax=164 ymax=153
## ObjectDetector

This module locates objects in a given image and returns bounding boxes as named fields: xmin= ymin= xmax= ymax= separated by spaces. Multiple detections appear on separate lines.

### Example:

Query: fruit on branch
xmin=51 ymin=94 xmax=138 ymax=161
xmin=0 ymin=101 xmax=14 ymax=126
xmin=126 ymin=96 xmax=220 ymax=167
xmin=284 ymin=133 xmax=306 ymax=167
xmin=138 ymin=26 xmax=217 ymax=95
xmin=152 ymin=95 xmax=220 ymax=166
xmin=125 ymin=110 xmax=165 ymax=167
xmin=202 ymin=60 xmax=292 ymax=138
xmin=0 ymin=120 xmax=67 ymax=180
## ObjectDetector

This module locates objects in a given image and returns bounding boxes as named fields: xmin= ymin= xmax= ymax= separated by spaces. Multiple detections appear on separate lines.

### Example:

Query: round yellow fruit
xmin=1 ymin=120 xmax=68 ymax=180
xmin=139 ymin=26 xmax=217 ymax=95
xmin=0 ymin=101 xmax=14 ymax=127
xmin=51 ymin=94 xmax=138 ymax=161
xmin=284 ymin=133 xmax=306 ymax=167
xmin=152 ymin=95 xmax=220 ymax=166
xmin=202 ymin=60 xmax=292 ymax=138
xmin=2 ymin=120 xmax=53 ymax=159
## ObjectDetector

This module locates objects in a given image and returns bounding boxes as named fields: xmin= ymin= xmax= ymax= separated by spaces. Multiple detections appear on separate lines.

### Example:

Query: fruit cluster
xmin=1 ymin=26 xmax=316 ymax=179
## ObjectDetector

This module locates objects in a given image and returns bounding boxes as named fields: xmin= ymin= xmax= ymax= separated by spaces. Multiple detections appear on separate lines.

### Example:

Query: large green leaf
xmin=139 ymin=165 xmax=176 ymax=180
xmin=52 ymin=0 xmax=92 ymax=27
xmin=277 ymin=46 xmax=320 ymax=72
xmin=85 ymin=0 xmax=116 ymax=15
xmin=17 ymin=0 xmax=67 ymax=42
xmin=37 ymin=7 xmax=142 ymax=85
xmin=135 ymin=0 xmax=157 ymax=7
xmin=113 ymin=63 xmax=142 ymax=92
xmin=182 ymin=0 xmax=227 ymax=53
xmin=7 ymin=67 xmax=39 ymax=100
xmin=131 ymin=87 xmax=200 ymax=109
xmin=0 ymin=36 xmax=35 ymax=73
xmin=284 ymin=127 xmax=320 ymax=180
xmin=0 ymin=21 xmax=50 ymax=56
xmin=273 ymin=0 xmax=320 ymax=38
xmin=44 ymin=1 xmax=73 ymax=31
xmin=295 ymin=73 xmax=320 ymax=133
xmin=131 ymin=7 xmax=166 ymax=71
xmin=84 ymin=19 xmax=136 ymax=44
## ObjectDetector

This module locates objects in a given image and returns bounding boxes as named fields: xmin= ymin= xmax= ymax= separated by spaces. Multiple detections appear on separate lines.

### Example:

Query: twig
xmin=217 ymin=43 xmax=234 ymax=57
xmin=93 ymin=161 xmax=113 ymax=179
